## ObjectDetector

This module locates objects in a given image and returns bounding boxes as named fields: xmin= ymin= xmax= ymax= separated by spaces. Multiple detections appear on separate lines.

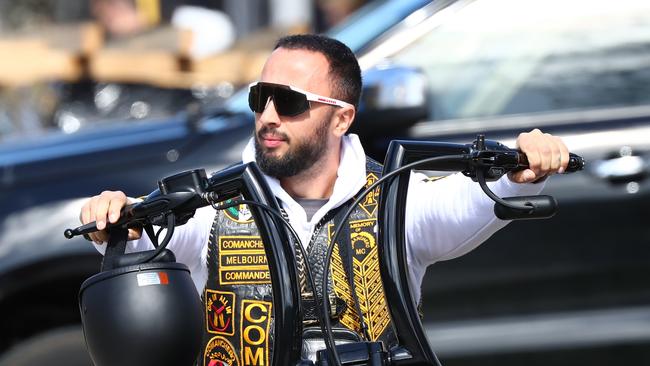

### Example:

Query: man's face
xmin=254 ymin=108 xmax=333 ymax=178
xmin=253 ymin=48 xmax=340 ymax=178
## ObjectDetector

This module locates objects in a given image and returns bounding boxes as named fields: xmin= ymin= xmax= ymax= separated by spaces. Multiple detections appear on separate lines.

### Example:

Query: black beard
xmin=254 ymin=113 xmax=331 ymax=178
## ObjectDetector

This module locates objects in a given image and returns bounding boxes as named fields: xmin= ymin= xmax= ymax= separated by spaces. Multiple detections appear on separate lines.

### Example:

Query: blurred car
xmin=1 ymin=0 xmax=649 ymax=365
xmin=348 ymin=0 xmax=650 ymax=365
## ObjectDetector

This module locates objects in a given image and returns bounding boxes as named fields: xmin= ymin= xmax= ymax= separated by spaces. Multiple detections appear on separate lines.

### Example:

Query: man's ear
xmin=332 ymin=105 xmax=356 ymax=137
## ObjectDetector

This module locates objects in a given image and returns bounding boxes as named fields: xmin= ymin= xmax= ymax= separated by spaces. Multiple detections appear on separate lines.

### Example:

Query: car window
xmin=383 ymin=0 xmax=650 ymax=120
xmin=329 ymin=0 xmax=431 ymax=52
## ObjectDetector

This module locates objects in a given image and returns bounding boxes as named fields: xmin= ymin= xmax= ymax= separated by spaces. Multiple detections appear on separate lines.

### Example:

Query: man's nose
xmin=258 ymin=97 xmax=281 ymax=126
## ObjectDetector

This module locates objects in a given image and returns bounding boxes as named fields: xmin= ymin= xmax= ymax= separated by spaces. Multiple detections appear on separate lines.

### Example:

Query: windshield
xmin=224 ymin=0 xmax=432 ymax=114
xmin=384 ymin=0 xmax=650 ymax=120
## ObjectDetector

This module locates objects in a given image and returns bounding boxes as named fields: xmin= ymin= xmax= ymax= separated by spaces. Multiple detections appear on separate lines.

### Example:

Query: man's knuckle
xmin=540 ymin=145 xmax=551 ymax=155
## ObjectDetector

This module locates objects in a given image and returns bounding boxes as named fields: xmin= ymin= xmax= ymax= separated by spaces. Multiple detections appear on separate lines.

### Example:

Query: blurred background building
xmin=0 ymin=0 xmax=371 ymax=141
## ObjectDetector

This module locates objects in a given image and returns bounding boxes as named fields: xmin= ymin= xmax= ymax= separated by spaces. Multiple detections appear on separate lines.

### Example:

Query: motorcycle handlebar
xmin=516 ymin=152 xmax=585 ymax=173
xmin=65 ymin=141 xmax=585 ymax=240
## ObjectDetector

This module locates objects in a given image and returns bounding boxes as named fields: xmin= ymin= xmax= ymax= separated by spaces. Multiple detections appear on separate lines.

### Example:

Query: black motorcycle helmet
xmin=79 ymin=261 xmax=203 ymax=366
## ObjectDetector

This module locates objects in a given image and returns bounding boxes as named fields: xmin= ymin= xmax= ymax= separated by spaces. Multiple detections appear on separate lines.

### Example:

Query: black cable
xmin=155 ymin=226 xmax=165 ymax=246
xmin=476 ymin=168 xmax=534 ymax=211
xmin=322 ymin=155 xmax=466 ymax=366
xmin=140 ymin=213 xmax=175 ymax=263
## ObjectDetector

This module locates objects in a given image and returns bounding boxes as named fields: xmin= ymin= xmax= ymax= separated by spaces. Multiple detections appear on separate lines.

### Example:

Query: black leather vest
xmin=200 ymin=159 xmax=394 ymax=366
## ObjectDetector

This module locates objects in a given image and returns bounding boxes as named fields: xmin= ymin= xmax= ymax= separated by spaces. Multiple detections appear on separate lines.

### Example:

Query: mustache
xmin=257 ymin=125 xmax=289 ymax=141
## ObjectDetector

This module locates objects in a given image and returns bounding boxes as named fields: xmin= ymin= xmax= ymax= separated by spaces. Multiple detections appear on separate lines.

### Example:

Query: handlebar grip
xmin=567 ymin=153 xmax=585 ymax=172
xmin=64 ymin=203 xmax=137 ymax=239
xmin=64 ymin=221 xmax=100 ymax=239
xmin=517 ymin=152 xmax=585 ymax=173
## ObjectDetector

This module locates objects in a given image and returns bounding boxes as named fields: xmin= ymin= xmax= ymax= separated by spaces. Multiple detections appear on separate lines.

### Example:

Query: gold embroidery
xmin=422 ymin=175 xmax=446 ymax=183
xmin=331 ymin=244 xmax=361 ymax=332
xmin=329 ymin=219 xmax=390 ymax=341
xmin=205 ymin=289 xmax=236 ymax=336
xmin=219 ymin=236 xmax=270 ymax=285
xmin=240 ymin=300 xmax=272 ymax=366
xmin=360 ymin=173 xmax=380 ymax=217
xmin=204 ymin=336 xmax=240 ymax=366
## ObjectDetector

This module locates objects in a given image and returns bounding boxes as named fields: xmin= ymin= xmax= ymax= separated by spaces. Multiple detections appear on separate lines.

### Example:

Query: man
xmin=81 ymin=35 xmax=569 ymax=364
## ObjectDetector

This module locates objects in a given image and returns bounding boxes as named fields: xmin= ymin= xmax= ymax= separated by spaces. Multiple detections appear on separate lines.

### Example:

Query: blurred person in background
xmin=0 ymin=0 xmax=235 ymax=140
xmin=0 ymin=0 xmax=61 ymax=140
xmin=91 ymin=0 xmax=235 ymax=54
xmin=52 ymin=0 xmax=236 ymax=132
xmin=0 ymin=86 xmax=59 ymax=141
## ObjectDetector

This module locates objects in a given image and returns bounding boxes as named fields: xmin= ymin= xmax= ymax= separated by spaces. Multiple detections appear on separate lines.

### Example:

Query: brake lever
xmin=63 ymin=192 xmax=198 ymax=239
xmin=64 ymin=202 xmax=144 ymax=240
xmin=462 ymin=135 xmax=585 ymax=220
xmin=463 ymin=135 xmax=585 ymax=182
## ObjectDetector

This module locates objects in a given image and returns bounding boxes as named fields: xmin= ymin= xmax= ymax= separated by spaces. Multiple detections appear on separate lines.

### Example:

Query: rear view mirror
xmin=353 ymin=63 xmax=429 ymax=134
xmin=352 ymin=64 xmax=429 ymax=136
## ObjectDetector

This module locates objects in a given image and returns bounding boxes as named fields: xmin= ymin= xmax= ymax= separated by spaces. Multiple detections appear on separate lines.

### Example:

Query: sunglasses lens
xmin=248 ymin=83 xmax=310 ymax=117
xmin=248 ymin=84 xmax=270 ymax=113
xmin=273 ymin=87 xmax=310 ymax=117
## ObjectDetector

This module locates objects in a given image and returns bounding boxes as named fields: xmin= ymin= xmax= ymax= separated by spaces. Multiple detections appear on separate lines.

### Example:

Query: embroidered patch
xmin=223 ymin=201 xmax=254 ymax=224
xmin=240 ymin=300 xmax=272 ymax=366
xmin=204 ymin=336 xmax=239 ymax=366
xmin=329 ymin=218 xmax=390 ymax=341
xmin=422 ymin=175 xmax=446 ymax=183
xmin=360 ymin=172 xmax=380 ymax=217
xmin=218 ymin=236 xmax=270 ymax=285
xmin=205 ymin=290 xmax=235 ymax=336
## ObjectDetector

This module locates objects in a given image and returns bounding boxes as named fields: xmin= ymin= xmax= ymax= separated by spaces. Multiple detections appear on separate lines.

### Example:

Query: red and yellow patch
xmin=205 ymin=290 xmax=235 ymax=336
xmin=204 ymin=336 xmax=239 ymax=366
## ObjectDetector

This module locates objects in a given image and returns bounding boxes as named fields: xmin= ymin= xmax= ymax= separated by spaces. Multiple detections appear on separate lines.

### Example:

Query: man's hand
xmin=80 ymin=190 xmax=142 ymax=244
xmin=509 ymin=129 xmax=570 ymax=183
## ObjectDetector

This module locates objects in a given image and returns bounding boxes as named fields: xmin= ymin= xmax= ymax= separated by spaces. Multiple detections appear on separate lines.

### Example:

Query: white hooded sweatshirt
xmin=96 ymin=134 xmax=543 ymax=302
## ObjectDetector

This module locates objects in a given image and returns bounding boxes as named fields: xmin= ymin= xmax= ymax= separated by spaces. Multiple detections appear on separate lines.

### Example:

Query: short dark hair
xmin=274 ymin=34 xmax=362 ymax=108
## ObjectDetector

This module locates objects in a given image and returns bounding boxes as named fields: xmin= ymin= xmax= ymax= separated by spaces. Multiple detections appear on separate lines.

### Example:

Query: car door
xmin=0 ymin=111 xmax=255 ymax=219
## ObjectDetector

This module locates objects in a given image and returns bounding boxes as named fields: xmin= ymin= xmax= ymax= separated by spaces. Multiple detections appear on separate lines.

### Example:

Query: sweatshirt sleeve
xmin=405 ymin=172 xmax=545 ymax=267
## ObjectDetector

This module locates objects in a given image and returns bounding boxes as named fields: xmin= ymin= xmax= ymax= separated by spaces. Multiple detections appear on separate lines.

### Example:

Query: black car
xmin=348 ymin=0 xmax=650 ymax=365
xmin=1 ymin=0 xmax=649 ymax=365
